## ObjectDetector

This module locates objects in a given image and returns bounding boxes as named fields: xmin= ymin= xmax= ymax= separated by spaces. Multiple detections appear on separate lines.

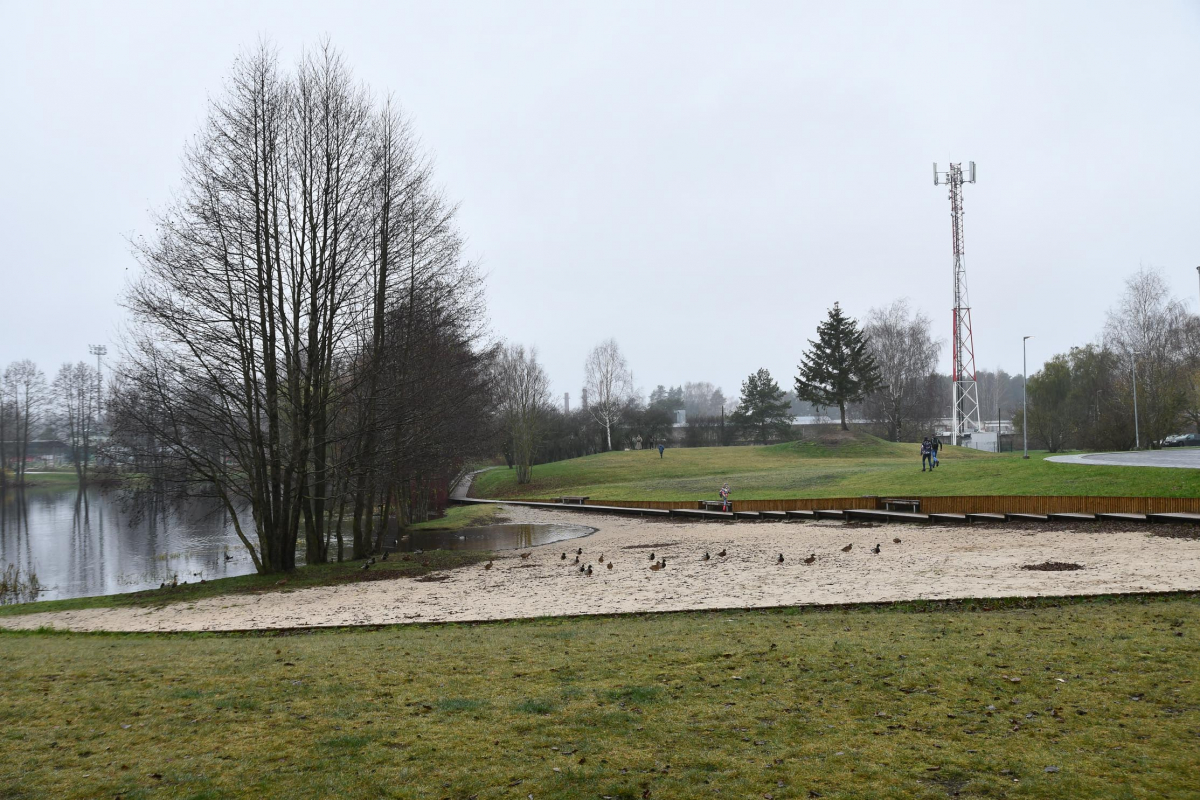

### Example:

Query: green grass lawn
xmin=474 ymin=431 xmax=1200 ymax=501
xmin=405 ymin=502 xmax=505 ymax=531
xmin=2 ymin=594 xmax=1197 ymax=798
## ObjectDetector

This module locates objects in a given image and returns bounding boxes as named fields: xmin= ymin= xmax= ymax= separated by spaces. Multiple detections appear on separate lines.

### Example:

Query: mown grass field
xmin=473 ymin=432 xmax=1200 ymax=501
xmin=1 ymin=595 xmax=1197 ymax=799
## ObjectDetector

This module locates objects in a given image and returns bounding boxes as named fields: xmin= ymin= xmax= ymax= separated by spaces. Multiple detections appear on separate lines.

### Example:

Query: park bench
xmin=882 ymin=498 xmax=921 ymax=512
xmin=699 ymin=500 xmax=733 ymax=512
xmin=554 ymin=495 xmax=590 ymax=505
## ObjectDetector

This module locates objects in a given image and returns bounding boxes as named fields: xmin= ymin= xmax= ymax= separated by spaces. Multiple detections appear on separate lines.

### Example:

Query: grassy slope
xmin=1 ymin=595 xmax=1197 ymax=799
xmin=474 ymin=431 xmax=1200 ymax=501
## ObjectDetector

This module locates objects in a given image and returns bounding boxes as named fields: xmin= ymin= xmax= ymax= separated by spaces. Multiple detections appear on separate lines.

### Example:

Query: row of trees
xmin=1020 ymin=267 xmax=1200 ymax=451
xmin=0 ymin=359 xmax=103 ymax=488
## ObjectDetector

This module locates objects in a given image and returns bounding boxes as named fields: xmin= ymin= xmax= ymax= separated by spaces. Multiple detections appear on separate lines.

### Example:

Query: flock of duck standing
xmin=479 ymin=538 xmax=902 ymax=575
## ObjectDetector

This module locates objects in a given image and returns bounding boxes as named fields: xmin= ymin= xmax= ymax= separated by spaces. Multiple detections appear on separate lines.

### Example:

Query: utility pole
xmin=933 ymin=161 xmax=981 ymax=446
xmin=1022 ymin=336 xmax=1032 ymax=459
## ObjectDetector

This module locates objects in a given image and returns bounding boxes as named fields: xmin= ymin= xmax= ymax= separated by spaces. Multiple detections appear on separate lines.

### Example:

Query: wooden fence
xmin=521 ymin=495 xmax=1200 ymax=515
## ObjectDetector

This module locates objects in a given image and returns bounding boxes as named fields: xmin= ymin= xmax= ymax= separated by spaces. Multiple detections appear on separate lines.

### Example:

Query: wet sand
xmin=3 ymin=505 xmax=1199 ymax=632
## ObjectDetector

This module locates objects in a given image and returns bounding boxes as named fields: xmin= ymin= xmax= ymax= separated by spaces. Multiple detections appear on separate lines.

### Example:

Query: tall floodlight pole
xmin=933 ymin=161 xmax=981 ymax=446
xmin=88 ymin=345 xmax=106 ymax=424
xmin=1022 ymin=336 xmax=1032 ymax=459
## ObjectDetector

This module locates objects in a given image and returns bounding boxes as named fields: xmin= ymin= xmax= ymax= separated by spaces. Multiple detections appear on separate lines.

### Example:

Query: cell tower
xmin=933 ymin=161 xmax=980 ymax=445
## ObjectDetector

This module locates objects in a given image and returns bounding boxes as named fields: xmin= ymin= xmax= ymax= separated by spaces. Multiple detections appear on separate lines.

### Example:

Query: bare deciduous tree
xmin=53 ymin=362 xmax=99 ymax=484
xmin=860 ymin=300 xmax=939 ymax=441
xmin=3 ymin=360 xmax=47 ymax=485
xmin=1103 ymin=266 xmax=1192 ymax=444
xmin=583 ymin=339 xmax=634 ymax=451
xmin=111 ymin=41 xmax=493 ymax=574
xmin=496 ymin=344 xmax=551 ymax=483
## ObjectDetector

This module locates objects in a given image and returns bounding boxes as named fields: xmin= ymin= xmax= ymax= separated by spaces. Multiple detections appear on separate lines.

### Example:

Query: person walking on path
xmin=719 ymin=482 xmax=731 ymax=511
xmin=920 ymin=438 xmax=933 ymax=472
xmin=658 ymin=443 xmax=665 ymax=459
xmin=931 ymin=436 xmax=941 ymax=469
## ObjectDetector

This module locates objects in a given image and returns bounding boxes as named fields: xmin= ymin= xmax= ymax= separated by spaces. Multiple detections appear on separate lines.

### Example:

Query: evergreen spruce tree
xmin=795 ymin=303 xmax=882 ymax=431
xmin=730 ymin=368 xmax=793 ymax=444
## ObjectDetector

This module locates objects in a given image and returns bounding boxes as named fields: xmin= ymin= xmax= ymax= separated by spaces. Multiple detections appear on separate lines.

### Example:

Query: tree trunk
xmin=839 ymin=402 xmax=848 ymax=431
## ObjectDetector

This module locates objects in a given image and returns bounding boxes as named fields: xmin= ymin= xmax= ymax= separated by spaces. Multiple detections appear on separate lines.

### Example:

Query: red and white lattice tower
xmin=933 ymin=161 xmax=980 ymax=445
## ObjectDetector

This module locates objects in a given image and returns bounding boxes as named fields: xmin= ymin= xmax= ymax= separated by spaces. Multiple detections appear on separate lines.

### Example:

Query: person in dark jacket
xmin=921 ymin=438 xmax=933 ymax=472
xmin=931 ymin=436 xmax=941 ymax=469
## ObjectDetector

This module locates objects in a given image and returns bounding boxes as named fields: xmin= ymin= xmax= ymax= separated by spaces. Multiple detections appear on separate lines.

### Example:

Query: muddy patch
xmin=1021 ymin=561 xmax=1084 ymax=572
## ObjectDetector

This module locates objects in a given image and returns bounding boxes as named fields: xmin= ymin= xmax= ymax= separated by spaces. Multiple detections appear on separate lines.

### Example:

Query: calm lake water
xmin=0 ymin=487 xmax=255 ymax=602
xmin=396 ymin=523 xmax=596 ymax=553
xmin=1 ymin=488 xmax=597 ymax=602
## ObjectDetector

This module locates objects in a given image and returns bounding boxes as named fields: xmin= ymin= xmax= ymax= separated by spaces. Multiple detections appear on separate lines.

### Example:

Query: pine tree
xmin=795 ymin=303 xmax=882 ymax=431
xmin=730 ymin=368 xmax=793 ymax=444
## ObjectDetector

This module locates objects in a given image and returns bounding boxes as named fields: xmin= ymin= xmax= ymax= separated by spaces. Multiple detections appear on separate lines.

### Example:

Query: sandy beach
xmin=3 ymin=505 xmax=1199 ymax=633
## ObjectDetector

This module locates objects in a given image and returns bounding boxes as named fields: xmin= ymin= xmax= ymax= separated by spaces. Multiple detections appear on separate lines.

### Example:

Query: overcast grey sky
xmin=3 ymin=1 xmax=1198 ymax=403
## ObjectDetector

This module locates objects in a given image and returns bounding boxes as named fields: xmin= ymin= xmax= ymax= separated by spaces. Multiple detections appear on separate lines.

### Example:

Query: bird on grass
xmin=599 ymin=554 xmax=605 ymax=563
xmin=368 ymin=557 xmax=376 ymax=565
xmin=574 ymin=555 xmax=580 ymax=565
xmin=872 ymin=543 xmax=881 ymax=554
xmin=360 ymin=561 xmax=370 ymax=571
xmin=401 ymin=554 xmax=411 ymax=562
xmin=803 ymin=554 xmax=816 ymax=565
xmin=650 ymin=559 xmax=664 ymax=572
xmin=224 ymin=554 xmax=234 ymax=562
xmin=381 ymin=551 xmax=389 ymax=561
xmin=421 ymin=560 xmax=431 ymax=567
xmin=649 ymin=552 xmax=655 ymax=561
xmin=520 ymin=552 xmax=531 ymax=560
xmin=484 ymin=561 xmax=493 ymax=570
xmin=703 ymin=552 xmax=710 ymax=561
xmin=586 ymin=565 xmax=593 ymax=576
xmin=579 ymin=564 xmax=586 ymax=574
xmin=777 ymin=553 xmax=784 ymax=564
xmin=718 ymin=549 xmax=727 ymax=557
xmin=841 ymin=544 xmax=853 ymax=553
xmin=577 ymin=547 xmax=583 ymax=555
xmin=607 ymin=562 xmax=613 ymax=570
xmin=561 ymin=552 xmax=567 ymax=560
xmin=893 ymin=538 xmax=902 ymax=544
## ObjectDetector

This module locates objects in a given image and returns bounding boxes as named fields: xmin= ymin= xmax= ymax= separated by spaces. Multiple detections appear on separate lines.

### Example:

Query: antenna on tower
xmin=932 ymin=162 xmax=982 ymax=446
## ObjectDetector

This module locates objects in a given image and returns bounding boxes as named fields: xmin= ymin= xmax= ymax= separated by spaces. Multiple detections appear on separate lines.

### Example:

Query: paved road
xmin=1046 ymin=449 xmax=1200 ymax=469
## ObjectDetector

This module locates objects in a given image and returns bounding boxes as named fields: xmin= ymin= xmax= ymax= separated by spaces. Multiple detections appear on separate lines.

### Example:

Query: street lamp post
xmin=1131 ymin=352 xmax=1141 ymax=450
xmin=1022 ymin=336 xmax=1032 ymax=459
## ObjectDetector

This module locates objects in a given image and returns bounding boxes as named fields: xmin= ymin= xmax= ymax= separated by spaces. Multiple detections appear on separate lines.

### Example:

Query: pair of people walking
xmin=921 ymin=436 xmax=941 ymax=472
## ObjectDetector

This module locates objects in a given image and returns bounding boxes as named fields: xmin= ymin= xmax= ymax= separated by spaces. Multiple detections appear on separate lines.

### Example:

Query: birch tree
xmin=583 ymin=339 xmax=634 ymax=451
